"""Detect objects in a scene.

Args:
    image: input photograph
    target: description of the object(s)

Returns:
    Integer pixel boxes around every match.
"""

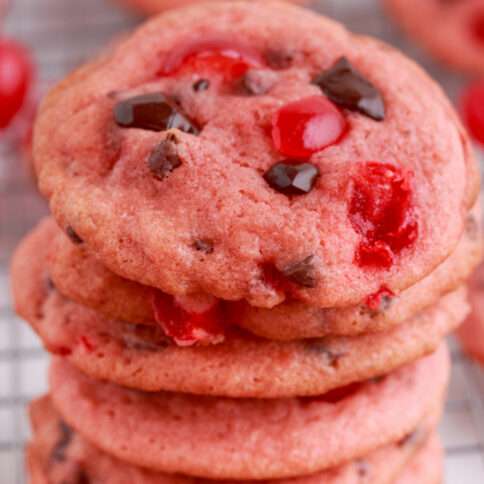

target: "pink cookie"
[48,347,447,480]
[34,1,478,309]
[12,225,464,397]
[39,204,481,341]
[458,260,484,364]
[394,434,443,484]
[385,0,484,76]
[27,396,436,484]
[117,0,308,16]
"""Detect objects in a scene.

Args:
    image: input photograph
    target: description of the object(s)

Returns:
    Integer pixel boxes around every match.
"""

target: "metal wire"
[1,0,484,483]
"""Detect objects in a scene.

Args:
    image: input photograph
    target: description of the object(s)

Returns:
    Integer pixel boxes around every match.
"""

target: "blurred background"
[1,0,484,483]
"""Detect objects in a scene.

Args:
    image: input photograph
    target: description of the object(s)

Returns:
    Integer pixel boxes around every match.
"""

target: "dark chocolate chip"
[265,49,294,69]
[148,137,182,181]
[69,468,90,484]
[65,226,83,245]
[44,274,55,292]
[305,342,346,368]
[465,215,479,240]
[313,57,385,121]
[114,93,199,134]
[398,427,423,448]
[370,375,386,384]
[193,79,210,92]
[356,460,370,478]
[50,421,73,463]
[193,239,214,254]
[122,323,170,352]
[281,255,317,288]
[379,294,393,311]
[264,162,320,196]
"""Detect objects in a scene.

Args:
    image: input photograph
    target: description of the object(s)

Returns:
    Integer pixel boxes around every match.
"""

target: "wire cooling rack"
[1,0,484,483]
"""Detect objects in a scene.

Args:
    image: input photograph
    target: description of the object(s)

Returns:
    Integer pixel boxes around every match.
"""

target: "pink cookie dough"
[48,347,448,480]
[27,395,436,484]
[11,224,465,397]
[33,1,478,309]
[34,204,481,340]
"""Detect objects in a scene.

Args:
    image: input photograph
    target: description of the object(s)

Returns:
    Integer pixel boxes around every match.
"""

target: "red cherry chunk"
[365,285,394,311]
[159,37,263,82]
[272,96,347,159]
[0,39,33,129]
[349,162,418,270]
[151,291,227,346]
[461,81,484,145]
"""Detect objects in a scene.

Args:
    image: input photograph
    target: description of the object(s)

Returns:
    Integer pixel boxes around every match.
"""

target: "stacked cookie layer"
[12,1,481,482]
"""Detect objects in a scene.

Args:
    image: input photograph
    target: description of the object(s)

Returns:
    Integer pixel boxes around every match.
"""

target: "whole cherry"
[0,37,33,129]
[461,81,484,146]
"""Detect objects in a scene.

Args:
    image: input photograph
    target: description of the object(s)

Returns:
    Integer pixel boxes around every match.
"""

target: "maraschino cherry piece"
[151,291,227,347]
[272,96,347,159]
[349,162,418,270]
[365,285,394,311]
[461,81,484,145]
[0,38,33,129]
[159,37,263,82]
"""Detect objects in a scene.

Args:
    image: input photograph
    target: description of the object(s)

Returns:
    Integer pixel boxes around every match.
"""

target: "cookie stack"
[11,2,481,483]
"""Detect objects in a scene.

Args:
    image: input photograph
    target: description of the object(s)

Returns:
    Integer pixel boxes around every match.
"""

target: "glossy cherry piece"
[461,81,484,145]
[272,96,347,159]
[159,37,263,82]
[151,291,226,347]
[349,162,418,270]
[0,38,32,129]
[365,285,394,311]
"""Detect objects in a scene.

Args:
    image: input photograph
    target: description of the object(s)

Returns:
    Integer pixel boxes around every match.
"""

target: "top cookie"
[385,0,484,76]
[34,1,478,308]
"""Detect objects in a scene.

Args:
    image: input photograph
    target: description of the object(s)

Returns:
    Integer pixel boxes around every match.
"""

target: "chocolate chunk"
[65,226,83,245]
[398,427,423,447]
[281,255,317,288]
[265,49,294,69]
[370,375,386,384]
[356,460,370,478]
[68,468,90,484]
[264,162,320,196]
[313,57,385,121]
[242,69,278,95]
[50,421,73,463]
[148,137,182,181]
[193,79,210,92]
[305,342,346,368]
[193,239,214,254]
[465,215,479,240]
[114,93,199,134]
[122,323,170,352]
[44,273,56,292]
